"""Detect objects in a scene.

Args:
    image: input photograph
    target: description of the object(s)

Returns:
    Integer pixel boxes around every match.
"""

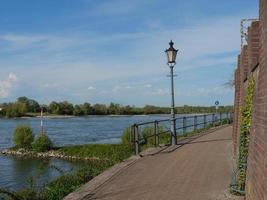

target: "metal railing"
[131,112,233,155]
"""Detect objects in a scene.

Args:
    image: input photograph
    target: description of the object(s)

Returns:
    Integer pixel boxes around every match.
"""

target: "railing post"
[154,121,159,147]
[220,112,222,125]
[194,115,197,131]
[204,114,207,128]
[134,124,139,155]
[183,117,187,134]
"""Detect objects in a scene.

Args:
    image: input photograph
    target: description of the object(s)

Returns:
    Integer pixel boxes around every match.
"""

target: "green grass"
[57,144,133,163]
[1,144,133,200]
[41,159,112,200]
[139,120,231,150]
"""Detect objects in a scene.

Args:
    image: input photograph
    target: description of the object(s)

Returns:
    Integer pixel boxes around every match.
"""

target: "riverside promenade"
[66,126,243,200]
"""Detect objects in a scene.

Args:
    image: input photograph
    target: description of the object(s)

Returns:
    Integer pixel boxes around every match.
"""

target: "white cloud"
[88,86,96,90]
[176,86,232,97]
[145,84,152,88]
[152,88,169,96]
[42,83,59,88]
[0,14,242,104]
[112,85,133,93]
[86,0,150,17]
[8,73,17,82]
[0,73,17,98]
[0,34,46,45]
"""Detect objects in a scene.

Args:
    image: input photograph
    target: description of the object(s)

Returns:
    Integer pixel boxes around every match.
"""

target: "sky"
[0,0,258,107]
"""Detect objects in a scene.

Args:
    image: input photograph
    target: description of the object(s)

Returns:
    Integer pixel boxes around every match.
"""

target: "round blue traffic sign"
[215,101,219,106]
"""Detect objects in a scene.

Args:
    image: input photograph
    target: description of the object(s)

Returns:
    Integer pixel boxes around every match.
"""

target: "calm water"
[0,114,224,191]
[0,115,171,191]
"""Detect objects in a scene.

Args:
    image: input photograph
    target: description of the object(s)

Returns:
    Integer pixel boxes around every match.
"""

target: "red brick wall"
[245,0,267,199]
[233,46,249,157]
[240,45,249,84]
[248,21,260,73]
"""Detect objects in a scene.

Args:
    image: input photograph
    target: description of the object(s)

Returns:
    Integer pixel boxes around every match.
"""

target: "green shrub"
[42,160,112,200]
[142,126,169,146]
[59,144,132,163]
[121,126,133,147]
[236,78,255,192]
[32,133,53,152]
[15,189,38,200]
[13,125,34,149]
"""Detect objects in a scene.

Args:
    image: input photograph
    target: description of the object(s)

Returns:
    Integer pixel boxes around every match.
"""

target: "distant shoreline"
[0,113,216,120]
[22,114,166,119]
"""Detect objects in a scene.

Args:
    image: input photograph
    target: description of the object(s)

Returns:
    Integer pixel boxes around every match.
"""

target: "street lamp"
[165,40,178,145]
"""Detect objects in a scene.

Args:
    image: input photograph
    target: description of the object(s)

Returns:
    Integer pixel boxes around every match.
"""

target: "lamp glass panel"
[167,50,173,63]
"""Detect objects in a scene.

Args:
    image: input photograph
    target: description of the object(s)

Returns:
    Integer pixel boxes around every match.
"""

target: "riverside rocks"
[0,148,106,161]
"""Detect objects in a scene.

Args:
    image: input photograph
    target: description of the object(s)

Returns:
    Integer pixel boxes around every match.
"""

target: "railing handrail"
[131,112,233,155]
[133,112,230,126]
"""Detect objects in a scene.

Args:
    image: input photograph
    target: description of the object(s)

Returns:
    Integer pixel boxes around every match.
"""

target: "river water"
[0,114,224,191]
[0,115,172,191]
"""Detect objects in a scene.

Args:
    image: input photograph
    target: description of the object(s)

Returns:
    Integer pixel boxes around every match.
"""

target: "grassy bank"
[57,144,133,163]
[0,143,133,200]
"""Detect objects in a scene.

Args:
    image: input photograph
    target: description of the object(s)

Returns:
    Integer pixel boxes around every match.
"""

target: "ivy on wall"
[237,77,255,192]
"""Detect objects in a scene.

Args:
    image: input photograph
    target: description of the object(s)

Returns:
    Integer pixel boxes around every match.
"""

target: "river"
[0,115,172,191]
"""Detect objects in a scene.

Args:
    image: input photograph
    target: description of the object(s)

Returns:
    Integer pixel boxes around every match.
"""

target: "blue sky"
[0,0,258,106]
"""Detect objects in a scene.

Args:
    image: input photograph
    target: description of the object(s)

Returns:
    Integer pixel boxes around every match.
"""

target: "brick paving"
[84,126,243,200]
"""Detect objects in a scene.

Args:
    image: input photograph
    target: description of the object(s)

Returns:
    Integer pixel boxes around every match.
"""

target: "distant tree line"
[0,96,233,118]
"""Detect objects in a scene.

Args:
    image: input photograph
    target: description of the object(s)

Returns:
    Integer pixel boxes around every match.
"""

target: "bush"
[121,126,133,146]
[32,133,53,152]
[15,189,38,200]
[236,78,255,192]
[59,144,132,163]
[42,160,112,200]
[13,125,34,149]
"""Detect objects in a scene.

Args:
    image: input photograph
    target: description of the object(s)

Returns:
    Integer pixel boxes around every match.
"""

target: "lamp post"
[165,40,178,145]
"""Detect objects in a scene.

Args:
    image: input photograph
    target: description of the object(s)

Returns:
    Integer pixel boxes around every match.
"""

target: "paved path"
[86,126,242,200]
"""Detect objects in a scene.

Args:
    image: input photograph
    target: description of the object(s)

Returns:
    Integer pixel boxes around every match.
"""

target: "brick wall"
[232,46,249,157]
[243,0,267,199]
[240,45,249,84]
[248,21,260,73]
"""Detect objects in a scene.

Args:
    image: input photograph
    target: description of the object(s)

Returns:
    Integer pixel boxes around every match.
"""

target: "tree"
[82,103,92,115]
[92,104,107,115]
[60,101,74,115]
[48,101,61,114]
[13,125,34,149]
[5,102,27,117]
[73,105,84,116]
[17,96,40,113]
[108,103,121,115]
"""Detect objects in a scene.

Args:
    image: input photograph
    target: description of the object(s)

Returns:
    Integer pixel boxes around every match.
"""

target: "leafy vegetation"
[234,78,255,194]
[41,160,112,200]
[121,126,133,147]
[0,96,233,118]
[57,144,132,164]
[142,126,170,146]
[32,133,54,152]
[13,125,34,149]
[0,160,113,200]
